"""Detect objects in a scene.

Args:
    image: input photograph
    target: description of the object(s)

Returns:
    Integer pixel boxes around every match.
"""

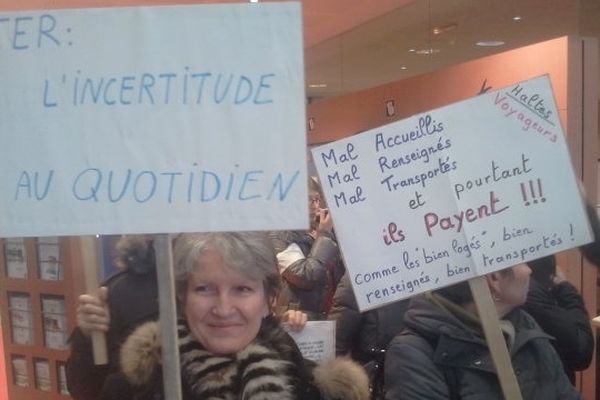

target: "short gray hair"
[172,232,280,306]
[435,266,515,305]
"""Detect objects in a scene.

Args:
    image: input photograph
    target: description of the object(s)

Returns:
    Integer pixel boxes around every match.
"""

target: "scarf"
[177,316,301,400]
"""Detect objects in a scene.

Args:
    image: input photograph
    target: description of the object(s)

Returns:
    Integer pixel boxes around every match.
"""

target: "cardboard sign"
[312,75,592,311]
[0,3,307,237]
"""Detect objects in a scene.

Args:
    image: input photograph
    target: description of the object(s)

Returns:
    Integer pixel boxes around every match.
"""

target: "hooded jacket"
[384,295,581,400]
[120,315,370,400]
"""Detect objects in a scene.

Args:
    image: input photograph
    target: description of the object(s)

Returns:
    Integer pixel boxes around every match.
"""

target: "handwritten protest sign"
[312,75,592,311]
[285,320,336,362]
[0,3,306,237]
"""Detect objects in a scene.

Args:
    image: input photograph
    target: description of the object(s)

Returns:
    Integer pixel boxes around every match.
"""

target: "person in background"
[119,232,370,400]
[328,271,409,399]
[578,194,600,400]
[66,235,159,400]
[523,255,594,384]
[270,177,344,319]
[582,201,600,400]
[579,198,600,267]
[384,264,581,400]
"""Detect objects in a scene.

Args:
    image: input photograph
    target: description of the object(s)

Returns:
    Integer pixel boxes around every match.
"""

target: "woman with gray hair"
[119,231,370,400]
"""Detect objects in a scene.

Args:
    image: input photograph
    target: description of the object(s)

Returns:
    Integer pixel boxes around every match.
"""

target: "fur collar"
[121,317,369,400]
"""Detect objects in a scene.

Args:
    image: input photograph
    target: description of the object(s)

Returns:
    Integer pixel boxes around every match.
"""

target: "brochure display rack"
[0,237,82,400]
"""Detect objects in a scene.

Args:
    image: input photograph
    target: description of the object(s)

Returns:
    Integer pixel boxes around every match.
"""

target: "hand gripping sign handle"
[469,276,523,400]
[80,235,108,365]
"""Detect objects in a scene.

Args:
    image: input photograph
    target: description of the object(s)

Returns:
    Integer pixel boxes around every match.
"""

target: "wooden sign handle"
[469,276,523,400]
[80,235,108,365]
[154,234,182,400]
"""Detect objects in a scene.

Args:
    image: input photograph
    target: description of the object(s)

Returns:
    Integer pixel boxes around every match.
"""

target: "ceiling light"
[408,48,416,53]
[476,40,505,47]
[400,66,407,70]
[512,15,522,21]
[249,0,259,3]
[308,83,327,88]
[415,48,440,55]
[432,23,458,35]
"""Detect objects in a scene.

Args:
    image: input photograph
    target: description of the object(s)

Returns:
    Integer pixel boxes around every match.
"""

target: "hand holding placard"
[79,236,107,365]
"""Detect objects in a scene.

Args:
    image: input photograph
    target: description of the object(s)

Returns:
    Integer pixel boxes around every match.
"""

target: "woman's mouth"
[208,322,241,328]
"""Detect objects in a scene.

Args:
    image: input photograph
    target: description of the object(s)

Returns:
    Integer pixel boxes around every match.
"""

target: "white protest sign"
[312,75,592,311]
[0,3,307,237]
[285,320,336,362]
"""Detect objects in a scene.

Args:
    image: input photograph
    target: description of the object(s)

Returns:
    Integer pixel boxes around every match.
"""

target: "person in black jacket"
[384,264,581,400]
[580,201,600,266]
[328,271,409,399]
[66,235,160,400]
[523,255,594,384]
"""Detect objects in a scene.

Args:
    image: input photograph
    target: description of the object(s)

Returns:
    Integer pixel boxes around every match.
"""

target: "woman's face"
[496,263,531,309]
[308,189,322,218]
[183,249,270,355]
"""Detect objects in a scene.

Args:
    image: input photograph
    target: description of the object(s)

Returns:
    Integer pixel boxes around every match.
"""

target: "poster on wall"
[312,75,592,311]
[0,3,307,237]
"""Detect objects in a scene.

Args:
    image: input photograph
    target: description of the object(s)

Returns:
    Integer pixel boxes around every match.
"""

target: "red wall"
[307,36,570,144]
[0,328,8,400]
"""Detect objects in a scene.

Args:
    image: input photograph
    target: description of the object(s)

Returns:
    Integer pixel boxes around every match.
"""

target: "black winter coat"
[384,295,581,400]
[523,279,593,383]
[580,202,600,267]
[328,271,408,362]
[66,254,159,400]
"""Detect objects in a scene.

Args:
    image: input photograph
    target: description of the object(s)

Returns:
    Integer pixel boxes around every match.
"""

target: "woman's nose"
[212,293,235,316]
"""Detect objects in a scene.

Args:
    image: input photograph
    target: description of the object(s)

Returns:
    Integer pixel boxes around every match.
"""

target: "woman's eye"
[236,286,254,293]
[194,285,211,293]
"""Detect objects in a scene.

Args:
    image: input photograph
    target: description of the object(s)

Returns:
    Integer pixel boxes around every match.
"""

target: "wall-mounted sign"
[385,99,396,117]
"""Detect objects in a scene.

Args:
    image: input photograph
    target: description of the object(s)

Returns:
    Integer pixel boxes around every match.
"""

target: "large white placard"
[312,75,592,311]
[0,3,307,237]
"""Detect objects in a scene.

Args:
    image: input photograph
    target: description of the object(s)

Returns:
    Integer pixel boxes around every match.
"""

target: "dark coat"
[328,272,408,400]
[328,271,408,362]
[66,238,159,400]
[523,279,593,383]
[384,295,581,400]
[270,230,344,319]
[580,202,600,267]
[120,316,371,400]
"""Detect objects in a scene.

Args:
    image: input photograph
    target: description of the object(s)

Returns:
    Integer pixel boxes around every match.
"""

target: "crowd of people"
[66,178,598,400]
